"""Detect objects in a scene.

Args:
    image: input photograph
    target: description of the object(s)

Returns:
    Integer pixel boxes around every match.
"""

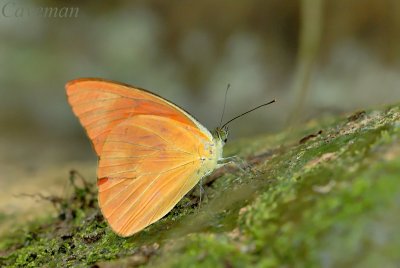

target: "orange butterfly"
[66,78,228,237]
[66,78,274,237]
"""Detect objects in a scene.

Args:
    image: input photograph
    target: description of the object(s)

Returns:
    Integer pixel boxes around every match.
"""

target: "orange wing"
[66,78,205,156]
[66,78,217,236]
[97,115,212,236]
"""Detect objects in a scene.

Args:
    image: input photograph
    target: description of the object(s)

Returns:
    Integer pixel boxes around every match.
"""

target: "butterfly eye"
[224,138,228,143]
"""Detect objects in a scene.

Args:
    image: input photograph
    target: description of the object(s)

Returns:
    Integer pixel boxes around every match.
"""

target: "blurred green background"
[1,0,400,224]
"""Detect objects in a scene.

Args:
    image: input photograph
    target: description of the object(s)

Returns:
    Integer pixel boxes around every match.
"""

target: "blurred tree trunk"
[287,0,324,126]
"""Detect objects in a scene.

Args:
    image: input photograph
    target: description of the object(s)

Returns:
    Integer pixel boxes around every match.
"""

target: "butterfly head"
[213,126,229,144]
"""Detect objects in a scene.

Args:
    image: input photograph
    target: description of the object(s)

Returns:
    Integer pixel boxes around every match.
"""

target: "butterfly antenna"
[219,84,230,128]
[221,99,276,129]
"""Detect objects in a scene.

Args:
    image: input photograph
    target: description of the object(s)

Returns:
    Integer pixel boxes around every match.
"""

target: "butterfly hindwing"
[98,115,209,236]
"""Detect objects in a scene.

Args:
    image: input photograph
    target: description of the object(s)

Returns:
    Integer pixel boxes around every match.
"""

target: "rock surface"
[1,104,399,267]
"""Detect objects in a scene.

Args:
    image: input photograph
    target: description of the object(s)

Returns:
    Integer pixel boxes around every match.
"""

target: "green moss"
[1,104,399,267]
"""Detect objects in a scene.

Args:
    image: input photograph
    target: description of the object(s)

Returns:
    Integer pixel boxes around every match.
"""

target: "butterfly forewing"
[66,79,204,156]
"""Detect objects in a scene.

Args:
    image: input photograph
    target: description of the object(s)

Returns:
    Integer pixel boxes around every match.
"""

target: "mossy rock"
[1,104,400,267]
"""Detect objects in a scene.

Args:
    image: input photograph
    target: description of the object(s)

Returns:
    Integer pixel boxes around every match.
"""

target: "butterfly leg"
[217,156,248,171]
[218,156,261,176]
[198,177,211,209]
[198,178,204,209]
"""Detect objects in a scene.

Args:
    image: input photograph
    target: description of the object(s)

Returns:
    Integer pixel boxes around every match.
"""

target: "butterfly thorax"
[189,128,223,181]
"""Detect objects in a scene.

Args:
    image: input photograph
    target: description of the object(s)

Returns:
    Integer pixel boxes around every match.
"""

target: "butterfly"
[66,78,229,237]
[66,78,275,237]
